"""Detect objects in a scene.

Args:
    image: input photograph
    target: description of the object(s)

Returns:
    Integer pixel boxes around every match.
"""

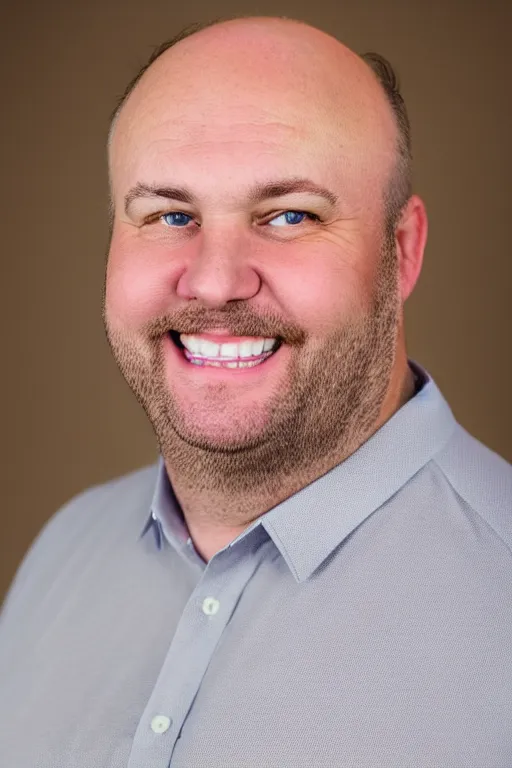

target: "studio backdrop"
[1,0,510,599]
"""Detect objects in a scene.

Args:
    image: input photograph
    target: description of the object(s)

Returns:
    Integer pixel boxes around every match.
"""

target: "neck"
[163,356,417,563]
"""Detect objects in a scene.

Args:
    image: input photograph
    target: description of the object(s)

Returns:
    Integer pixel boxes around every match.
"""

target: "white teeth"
[180,336,202,356]
[251,340,264,356]
[238,340,254,358]
[219,342,238,358]
[189,356,270,369]
[180,334,277,359]
[201,340,220,357]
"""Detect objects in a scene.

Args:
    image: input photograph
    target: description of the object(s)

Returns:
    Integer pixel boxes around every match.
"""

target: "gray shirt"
[1,360,511,768]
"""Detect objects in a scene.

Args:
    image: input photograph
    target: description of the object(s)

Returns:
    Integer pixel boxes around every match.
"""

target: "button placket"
[150,715,172,734]
[202,597,220,616]
[127,528,271,768]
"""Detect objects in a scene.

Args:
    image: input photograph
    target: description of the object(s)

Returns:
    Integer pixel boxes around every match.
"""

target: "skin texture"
[104,17,427,561]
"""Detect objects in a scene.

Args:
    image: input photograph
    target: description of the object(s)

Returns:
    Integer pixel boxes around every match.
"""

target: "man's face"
[104,23,401,479]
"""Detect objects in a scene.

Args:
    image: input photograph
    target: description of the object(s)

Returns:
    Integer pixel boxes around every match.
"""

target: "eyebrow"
[248,179,338,207]
[124,177,338,214]
[124,183,195,213]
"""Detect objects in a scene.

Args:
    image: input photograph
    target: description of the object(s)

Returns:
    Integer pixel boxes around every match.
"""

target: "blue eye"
[269,211,309,227]
[161,212,192,227]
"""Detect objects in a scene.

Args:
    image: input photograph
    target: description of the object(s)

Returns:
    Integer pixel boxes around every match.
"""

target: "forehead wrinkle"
[115,104,349,184]
[149,118,305,146]
[113,91,393,194]
[121,96,313,148]
[120,131,306,180]
[113,118,314,187]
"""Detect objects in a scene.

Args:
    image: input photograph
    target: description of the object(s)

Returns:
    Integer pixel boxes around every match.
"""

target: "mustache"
[142,306,306,345]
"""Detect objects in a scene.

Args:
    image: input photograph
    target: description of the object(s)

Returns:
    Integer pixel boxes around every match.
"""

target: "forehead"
[110,27,396,200]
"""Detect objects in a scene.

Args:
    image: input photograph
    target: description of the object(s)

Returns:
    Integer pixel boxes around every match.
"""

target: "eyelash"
[143,210,322,227]
[262,211,322,226]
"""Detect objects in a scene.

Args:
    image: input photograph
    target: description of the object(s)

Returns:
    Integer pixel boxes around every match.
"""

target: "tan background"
[1,0,511,599]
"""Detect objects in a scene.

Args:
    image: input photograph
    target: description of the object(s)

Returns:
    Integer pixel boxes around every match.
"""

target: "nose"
[175,225,261,308]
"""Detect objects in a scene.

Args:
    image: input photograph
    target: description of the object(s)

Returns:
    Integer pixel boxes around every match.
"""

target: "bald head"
[108,16,412,228]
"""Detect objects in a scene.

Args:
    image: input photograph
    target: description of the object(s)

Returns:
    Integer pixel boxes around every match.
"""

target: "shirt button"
[202,597,220,615]
[150,715,172,734]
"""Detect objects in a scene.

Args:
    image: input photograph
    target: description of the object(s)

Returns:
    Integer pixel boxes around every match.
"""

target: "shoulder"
[1,462,159,615]
[433,424,512,552]
[50,462,159,536]
[34,461,158,547]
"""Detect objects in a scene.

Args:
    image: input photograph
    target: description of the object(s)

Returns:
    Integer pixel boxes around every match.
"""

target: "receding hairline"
[107,15,413,228]
[109,16,389,143]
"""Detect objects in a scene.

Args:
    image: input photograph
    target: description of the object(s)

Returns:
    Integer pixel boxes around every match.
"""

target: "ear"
[394,194,428,302]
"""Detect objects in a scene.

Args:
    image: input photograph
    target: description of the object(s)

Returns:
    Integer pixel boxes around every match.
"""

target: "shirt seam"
[262,521,301,582]
[431,455,512,560]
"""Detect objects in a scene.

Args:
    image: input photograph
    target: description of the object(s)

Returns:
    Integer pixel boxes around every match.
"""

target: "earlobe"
[395,194,428,302]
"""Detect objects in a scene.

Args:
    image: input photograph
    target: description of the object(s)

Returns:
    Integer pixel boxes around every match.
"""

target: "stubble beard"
[104,233,401,498]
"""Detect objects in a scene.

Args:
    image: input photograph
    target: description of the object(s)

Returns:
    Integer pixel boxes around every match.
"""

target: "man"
[1,15,511,768]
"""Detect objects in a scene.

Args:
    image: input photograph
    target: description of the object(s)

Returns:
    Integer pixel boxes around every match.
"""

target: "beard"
[103,230,401,498]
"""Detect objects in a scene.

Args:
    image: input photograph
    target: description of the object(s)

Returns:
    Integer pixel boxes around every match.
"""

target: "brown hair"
[359,51,412,228]
[109,18,413,229]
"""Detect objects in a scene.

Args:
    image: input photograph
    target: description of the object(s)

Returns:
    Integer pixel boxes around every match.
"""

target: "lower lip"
[164,334,285,379]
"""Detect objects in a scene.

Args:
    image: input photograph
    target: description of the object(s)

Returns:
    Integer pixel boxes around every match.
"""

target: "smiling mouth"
[169,330,283,369]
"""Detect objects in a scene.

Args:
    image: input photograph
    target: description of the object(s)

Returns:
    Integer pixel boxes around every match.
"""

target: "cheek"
[270,248,371,334]
[105,232,176,330]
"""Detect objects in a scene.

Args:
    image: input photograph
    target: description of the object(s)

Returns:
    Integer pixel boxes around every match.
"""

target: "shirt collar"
[142,360,457,582]
[141,456,192,555]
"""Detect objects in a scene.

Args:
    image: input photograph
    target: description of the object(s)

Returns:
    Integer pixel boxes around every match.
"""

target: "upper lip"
[186,328,241,336]
[174,329,280,340]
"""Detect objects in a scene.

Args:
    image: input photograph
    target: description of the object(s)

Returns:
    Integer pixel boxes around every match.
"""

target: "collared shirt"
[145,364,426,567]
[1,360,511,767]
